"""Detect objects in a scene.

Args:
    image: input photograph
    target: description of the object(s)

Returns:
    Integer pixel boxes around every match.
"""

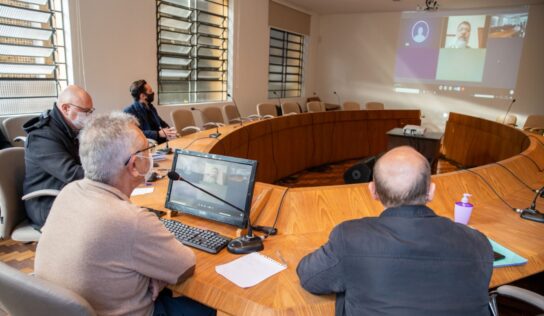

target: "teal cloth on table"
[489,238,528,268]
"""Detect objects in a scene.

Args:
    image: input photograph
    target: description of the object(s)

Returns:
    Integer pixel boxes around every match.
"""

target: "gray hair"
[79,112,140,184]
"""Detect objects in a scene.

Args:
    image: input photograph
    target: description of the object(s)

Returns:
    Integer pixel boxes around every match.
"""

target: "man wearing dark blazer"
[123,79,177,144]
[297,146,493,316]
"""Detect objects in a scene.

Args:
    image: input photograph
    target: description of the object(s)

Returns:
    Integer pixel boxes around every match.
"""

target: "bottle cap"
[461,193,471,203]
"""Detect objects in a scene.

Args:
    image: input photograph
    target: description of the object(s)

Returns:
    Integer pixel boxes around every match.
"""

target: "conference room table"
[131,110,544,316]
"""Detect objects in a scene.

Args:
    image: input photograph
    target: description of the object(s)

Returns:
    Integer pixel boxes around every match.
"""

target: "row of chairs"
[256,101,385,117]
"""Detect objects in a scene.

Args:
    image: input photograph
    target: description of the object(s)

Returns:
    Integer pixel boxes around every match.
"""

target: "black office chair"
[489,285,544,316]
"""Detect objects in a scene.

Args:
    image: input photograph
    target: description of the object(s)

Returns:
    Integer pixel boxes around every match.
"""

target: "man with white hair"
[34,113,215,316]
[297,146,493,316]
[23,85,94,228]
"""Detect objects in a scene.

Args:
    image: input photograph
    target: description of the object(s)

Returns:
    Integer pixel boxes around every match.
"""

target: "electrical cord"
[494,162,538,192]
[182,136,213,150]
[254,187,290,239]
[463,168,517,211]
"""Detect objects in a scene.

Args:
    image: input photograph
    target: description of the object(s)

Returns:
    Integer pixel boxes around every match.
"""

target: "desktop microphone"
[191,107,221,138]
[151,109,172,154]
[273,91,282,113]
[502,98,516,125]
[227,93,243,127]
[516,185,544,223]
[167,171,265,253]
[333,91,341,106]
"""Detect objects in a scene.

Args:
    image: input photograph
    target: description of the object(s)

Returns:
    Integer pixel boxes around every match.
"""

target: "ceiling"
[281,0,544,14]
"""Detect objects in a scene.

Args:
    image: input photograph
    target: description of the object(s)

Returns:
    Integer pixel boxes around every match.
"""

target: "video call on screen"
[168,154,254,226]
[394,7,529,95]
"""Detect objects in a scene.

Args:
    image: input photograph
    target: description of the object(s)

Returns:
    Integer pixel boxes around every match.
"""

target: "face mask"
[136,155,154,181]
[72,112,92,130]
[145,92,155,104]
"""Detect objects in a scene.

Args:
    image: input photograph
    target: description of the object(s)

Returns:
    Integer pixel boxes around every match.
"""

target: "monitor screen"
[165,149,258,228]
[393,6,529,100]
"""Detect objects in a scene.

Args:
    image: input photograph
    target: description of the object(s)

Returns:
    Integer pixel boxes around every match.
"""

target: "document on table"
[488,238,528,268]
[131,187,154,196]
[215,252,287,288]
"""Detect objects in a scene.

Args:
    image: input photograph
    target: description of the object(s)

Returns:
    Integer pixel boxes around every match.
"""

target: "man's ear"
[126,156,140,178]
[368,181,379,200]
[59,103,70,115]
[427,182,436,202]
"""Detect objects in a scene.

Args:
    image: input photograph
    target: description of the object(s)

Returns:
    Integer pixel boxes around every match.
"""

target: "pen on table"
[276,250,288,266]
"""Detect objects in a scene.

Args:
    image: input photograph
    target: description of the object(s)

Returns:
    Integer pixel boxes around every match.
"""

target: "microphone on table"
[273,91,282,115]
[227,93,243,127]
[333,91,341,107]
[191,107,221,139]
[502,98,516,125]
[167,171,266,253]
[151,108,173,154]
[515,185,544,223]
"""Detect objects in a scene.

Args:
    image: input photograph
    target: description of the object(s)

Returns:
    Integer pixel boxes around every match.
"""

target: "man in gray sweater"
[35,113,214,316]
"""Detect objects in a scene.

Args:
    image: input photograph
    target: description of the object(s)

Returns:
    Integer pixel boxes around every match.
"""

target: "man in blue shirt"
[297,146,493,316]
[124,80,177,144]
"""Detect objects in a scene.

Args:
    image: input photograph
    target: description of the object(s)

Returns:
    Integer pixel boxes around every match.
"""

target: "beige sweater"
[35,179,195,316]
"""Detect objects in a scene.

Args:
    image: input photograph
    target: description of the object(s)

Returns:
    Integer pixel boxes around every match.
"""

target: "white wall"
[314,5,544,131]
[67,0,318,126]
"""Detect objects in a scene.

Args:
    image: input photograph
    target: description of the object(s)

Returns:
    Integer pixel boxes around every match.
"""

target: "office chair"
[307,101,325,113]
[257,103,278,118]
[496,114,518,127]
[0,262,96,316]
[170,109,200,136]
[0,147,59,242]
[224,104,252,124]
[523,115,544,135]
[200,107,225,130]
[489,285,544,316]
[343,101,361,111]
[1,114,38,147]
[281,102,301,115]
[365,102,384,110]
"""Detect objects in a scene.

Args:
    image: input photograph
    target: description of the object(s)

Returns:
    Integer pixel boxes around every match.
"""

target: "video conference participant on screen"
[297,146,493,316]
[448,21,472,48]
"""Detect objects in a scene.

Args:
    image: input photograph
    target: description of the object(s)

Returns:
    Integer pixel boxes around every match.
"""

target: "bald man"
[297,147,493,316]
[23,85,95,228]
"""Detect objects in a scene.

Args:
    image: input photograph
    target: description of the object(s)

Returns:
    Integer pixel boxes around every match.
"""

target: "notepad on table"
[215,252,287,288]
[488,238,528,268]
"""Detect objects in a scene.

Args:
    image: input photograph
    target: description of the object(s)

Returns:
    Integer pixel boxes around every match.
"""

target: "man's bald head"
[370,146,434,208]
[57,85,92,110]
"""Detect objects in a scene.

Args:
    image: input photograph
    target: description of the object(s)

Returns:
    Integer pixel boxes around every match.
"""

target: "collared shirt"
[297,205,493,316]
[35,179,195,316]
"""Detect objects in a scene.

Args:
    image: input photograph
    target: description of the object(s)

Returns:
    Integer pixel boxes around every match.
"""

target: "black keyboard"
[161,219,231,254]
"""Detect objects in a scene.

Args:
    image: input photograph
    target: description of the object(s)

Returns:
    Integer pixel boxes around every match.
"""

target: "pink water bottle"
[454,193,473,225]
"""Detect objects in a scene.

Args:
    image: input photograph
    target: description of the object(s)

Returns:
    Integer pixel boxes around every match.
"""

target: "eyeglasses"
[124,143,156,165]
[68,103,95,114]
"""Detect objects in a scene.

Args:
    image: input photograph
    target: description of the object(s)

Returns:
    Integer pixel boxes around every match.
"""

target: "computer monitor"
[165,149,258,228]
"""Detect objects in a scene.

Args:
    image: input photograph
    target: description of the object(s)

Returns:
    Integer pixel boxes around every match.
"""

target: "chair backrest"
[523,115,544,129]
[365,102,384,110]
[223,104,240,124]
[307,101,325,113]
[307,96,321,103]
[0,262,96,316]
[281,102,301,115]
[170,109,198,136]
[257,103,277,117]
[343,101,360,111]
[496,114,517,126]
[0,147,26,240]
[1,114,38,147]
[201,107,225,125]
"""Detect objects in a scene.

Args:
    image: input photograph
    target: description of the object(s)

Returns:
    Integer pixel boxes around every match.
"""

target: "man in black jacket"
[297,146,493,316]
[123,80,177,144]
[23,85,94,228]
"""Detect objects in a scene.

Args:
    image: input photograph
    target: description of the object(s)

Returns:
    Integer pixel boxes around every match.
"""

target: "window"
[0,0,69,115]
[268,28,304,99]
[156,0,228,105]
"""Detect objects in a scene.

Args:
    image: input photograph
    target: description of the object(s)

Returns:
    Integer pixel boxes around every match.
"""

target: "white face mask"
[72,112,92,130]
[136,155,154,181]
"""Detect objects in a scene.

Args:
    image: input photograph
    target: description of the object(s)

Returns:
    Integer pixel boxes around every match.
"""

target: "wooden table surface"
[131,111,544,316]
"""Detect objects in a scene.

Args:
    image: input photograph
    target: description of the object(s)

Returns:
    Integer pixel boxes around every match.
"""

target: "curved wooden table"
[132,111,544,316]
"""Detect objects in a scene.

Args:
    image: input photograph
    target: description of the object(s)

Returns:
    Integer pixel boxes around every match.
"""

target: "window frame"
[267,27,304,99]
